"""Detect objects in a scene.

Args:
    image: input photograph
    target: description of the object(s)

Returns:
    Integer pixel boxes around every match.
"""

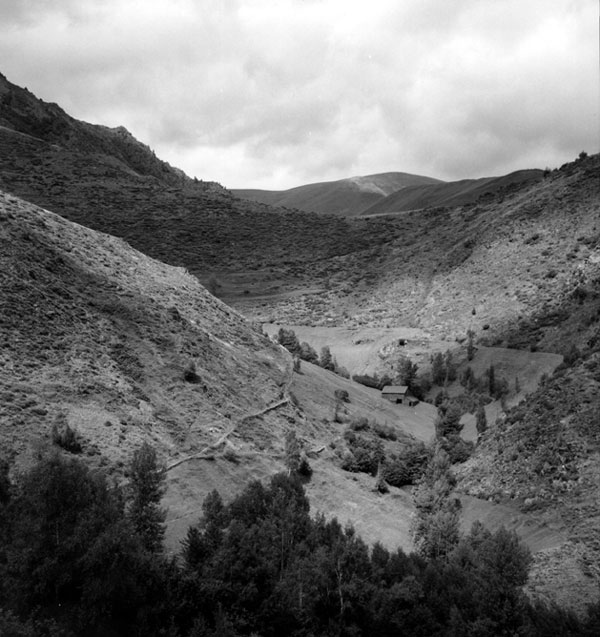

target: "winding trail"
[164,397,290,472]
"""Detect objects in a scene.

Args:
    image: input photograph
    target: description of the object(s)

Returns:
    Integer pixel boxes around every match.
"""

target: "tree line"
[0,446,598,636]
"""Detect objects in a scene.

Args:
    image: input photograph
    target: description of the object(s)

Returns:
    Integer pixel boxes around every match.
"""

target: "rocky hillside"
[233,171,441,216]
[238,154,600,345]
[0,71,194,187]
[457,335,600,612]
[0,187,295,504]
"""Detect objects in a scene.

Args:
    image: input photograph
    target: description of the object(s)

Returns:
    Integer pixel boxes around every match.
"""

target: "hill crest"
[233,171,442,216]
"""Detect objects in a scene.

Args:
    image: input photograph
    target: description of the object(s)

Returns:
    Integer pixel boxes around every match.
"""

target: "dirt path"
[164,397,290,472]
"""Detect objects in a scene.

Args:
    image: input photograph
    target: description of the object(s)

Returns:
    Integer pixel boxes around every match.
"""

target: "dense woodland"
[0,446,598,637]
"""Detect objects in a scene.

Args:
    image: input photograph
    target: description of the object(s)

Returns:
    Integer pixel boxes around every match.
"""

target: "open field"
[263,323,451,375]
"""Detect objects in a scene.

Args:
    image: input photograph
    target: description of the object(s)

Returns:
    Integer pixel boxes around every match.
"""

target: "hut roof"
[381,385,409,394]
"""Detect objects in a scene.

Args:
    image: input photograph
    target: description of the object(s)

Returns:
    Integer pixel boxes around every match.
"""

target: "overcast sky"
[0,0,597,189]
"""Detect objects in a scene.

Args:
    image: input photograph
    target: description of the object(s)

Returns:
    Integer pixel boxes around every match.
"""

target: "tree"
[466,329,475,361]
[284,430,301,476]
[128,442,166,553]
[374,463,388,494]
[299,341,318,364]
[443,350,457,382]
[277,328,301,355]
[0,452,163,635]
[412,444,460,561]
[320,346,335,371]
[476,404,487,437]
[435,402,463,439]
[431,352,445,386]
[396,356,418,390]
[460,366,476,391]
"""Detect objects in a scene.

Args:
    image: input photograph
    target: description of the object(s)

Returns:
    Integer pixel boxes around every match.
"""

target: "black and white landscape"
[0,2,599,635]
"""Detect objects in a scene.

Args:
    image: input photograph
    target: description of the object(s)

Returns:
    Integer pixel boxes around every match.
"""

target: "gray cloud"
[0,0,596,188]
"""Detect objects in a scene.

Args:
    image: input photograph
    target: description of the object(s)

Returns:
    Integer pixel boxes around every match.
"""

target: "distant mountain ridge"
[233,171,442,216]
[361,169,545,215]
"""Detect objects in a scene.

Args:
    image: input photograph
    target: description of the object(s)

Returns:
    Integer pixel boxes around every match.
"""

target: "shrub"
[223,448,239,463]
[383,443,430,487]
[298,455,312,478]
[51,422,82,453]
[372,421,397,441]
[183,361,200,383]
[374,464,389,494]
[341,435,384,475]
[334,389,350,403]
[352,374,381,389]
[347,416,369,431]
[443,437,475,464]
[299,341,318,363]
[277,328,301,355]
[334,364,350,379]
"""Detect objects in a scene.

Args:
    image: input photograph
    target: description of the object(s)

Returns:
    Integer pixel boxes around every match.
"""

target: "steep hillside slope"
[456,339,600,612]
[0,72,194,187]
[0,188,299,518]
[234,171,442,216]
[362,169,544,215]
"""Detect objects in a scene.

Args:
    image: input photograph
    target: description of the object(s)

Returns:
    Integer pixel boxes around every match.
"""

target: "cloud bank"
[0,0,596,188]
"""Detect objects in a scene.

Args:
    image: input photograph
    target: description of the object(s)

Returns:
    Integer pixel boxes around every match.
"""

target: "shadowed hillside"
[234,171,442,216]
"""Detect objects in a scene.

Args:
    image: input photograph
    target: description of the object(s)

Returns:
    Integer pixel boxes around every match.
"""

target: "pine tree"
[443,350,457,382]
[431,352,445,385]
[320,345,335,371]
[397,356,418,390]
[128,442,166,553]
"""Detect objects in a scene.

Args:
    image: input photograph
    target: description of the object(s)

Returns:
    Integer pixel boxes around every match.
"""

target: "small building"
[381,385,419,407]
